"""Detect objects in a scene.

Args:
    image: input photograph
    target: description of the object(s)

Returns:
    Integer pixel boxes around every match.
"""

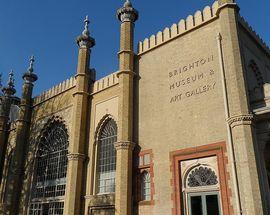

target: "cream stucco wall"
[136,19,228,214]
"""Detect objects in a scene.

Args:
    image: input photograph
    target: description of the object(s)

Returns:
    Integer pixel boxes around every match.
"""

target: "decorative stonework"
[76,16,95,49]
[114,141,136,150]
[227,114,254,128]
[67,153,86,161]
[117,0,138,23]
[187,166,218,187]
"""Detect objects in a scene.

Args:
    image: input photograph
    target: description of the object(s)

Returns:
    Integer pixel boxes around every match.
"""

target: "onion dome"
[117,0,139,23]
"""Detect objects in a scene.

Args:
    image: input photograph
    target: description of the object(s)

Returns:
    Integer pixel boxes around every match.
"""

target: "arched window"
[184,164,221,215]
[97,118,117,194]
[141,171,151,201]
[29,121,69,215]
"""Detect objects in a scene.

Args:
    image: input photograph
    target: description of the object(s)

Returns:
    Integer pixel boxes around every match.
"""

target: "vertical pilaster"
[115,1,138,214]
[0,71,16,186]
[63,16,95,215]
[8,57,37,214]
[217,1,263,214]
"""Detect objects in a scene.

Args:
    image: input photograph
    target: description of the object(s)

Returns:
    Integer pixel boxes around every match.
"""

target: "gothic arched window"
[183,162,221,215]
[29,121,69,215]
[141,171,151,201]
[97,118,117,194]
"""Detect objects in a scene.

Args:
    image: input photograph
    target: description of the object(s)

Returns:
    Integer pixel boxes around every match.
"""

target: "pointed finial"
[23,55,38,83]
[2,70,16,96]
[124,0,132,7]
[8,70,15,88]
[28,55,35,73]
[82,15,90,36]
[76,15,95,48]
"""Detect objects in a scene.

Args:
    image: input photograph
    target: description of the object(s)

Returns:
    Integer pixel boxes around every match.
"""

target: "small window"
[141,171,151,201]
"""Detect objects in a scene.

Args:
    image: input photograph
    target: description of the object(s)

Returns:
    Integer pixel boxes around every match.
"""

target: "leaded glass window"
[187,166,218,187]
[29,122,68,215]
[141,171,151,201]
[97,119,117,194]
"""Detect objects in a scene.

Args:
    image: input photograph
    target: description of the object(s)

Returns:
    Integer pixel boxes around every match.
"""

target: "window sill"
[138,200,155,206]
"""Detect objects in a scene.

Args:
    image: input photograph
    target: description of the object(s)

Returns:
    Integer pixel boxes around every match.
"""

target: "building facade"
[0,0,270,214]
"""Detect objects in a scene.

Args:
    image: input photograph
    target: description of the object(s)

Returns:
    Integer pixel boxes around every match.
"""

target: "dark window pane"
[206,195,220,215]
[191,196,203,215]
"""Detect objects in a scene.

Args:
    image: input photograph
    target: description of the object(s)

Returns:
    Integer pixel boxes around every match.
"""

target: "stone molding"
[114,141,136,151]
[116,70,136,77]
[67,153,86,161]
[227,114,254,128]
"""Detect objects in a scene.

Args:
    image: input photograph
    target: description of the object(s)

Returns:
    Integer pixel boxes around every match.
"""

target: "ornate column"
[217,0,263,214]
[64,16,95,215]
[115,1,138,214]
[8,56,38,214]
[0,71,16,185]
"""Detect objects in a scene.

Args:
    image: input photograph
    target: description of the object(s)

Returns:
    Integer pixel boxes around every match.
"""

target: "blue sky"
[0,0,269,97]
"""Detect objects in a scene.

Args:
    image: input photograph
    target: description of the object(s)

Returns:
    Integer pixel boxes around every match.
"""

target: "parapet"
[33,71,119,105]
[33,76,76,105]
[91,71,119,94]
[137,1,219,54]
[238,16,270,55]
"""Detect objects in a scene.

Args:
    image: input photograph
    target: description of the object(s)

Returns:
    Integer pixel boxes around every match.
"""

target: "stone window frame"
[170,142,232,215]
[93,116,117,195]
[136,149,155,205]
[182,160,221,215]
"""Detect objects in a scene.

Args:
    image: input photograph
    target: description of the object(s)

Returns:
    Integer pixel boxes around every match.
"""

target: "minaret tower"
[217,0,263,214]
[115,1,138,214]
[8,56,38,214]
[0,71,16,185]
[64,16,95,215]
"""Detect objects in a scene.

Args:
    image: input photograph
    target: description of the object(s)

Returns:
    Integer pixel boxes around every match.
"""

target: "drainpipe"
[217,33,242,215]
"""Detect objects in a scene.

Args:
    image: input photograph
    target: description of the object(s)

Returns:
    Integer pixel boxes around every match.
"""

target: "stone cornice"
[67,153,86,161]
[114,141,136,151]
[227,114,254,128]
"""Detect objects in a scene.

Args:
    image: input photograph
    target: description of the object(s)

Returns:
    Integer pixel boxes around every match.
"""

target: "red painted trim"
[136,149,155,206]
[170,142,232,215]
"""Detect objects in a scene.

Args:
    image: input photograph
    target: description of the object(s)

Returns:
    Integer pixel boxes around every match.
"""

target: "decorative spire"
[23,55,38,84]
[117,0,138,23]
[28,55,35,73]
[76,15,95,48]
[2,70,16,96]
[124,0,132,7]
[82,15,90,36]
[7,70,15,88]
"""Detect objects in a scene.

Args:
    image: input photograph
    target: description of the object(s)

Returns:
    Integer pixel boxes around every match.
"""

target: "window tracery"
[97,118,117,194]
[29,121,68,215]
[187,166,218,187]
